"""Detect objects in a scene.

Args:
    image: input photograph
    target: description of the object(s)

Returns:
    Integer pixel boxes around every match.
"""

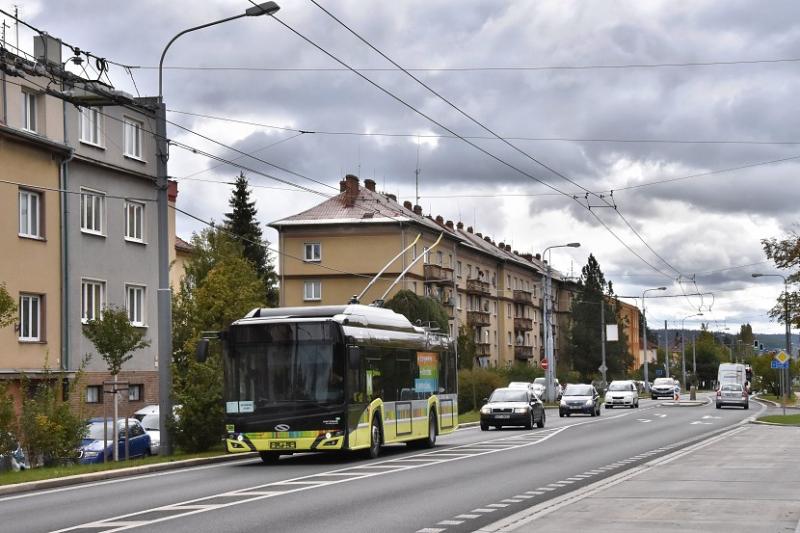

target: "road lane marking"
[438,520,464,525]
[456,514,481,519]
[473,508,497,513]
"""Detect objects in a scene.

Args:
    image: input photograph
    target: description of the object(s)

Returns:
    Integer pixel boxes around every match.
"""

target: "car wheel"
[651,395,657,400]
[365,416,382,459]
[744,402,749,410]
[559,412,564,418]
[480,423,489,431]
[259,451,281,464]
[597,405,601,416]
[635,400,639,408]
[590,407,596,417]
[536,410,545,428]
[715,403,721,409]
[525,412,534,430]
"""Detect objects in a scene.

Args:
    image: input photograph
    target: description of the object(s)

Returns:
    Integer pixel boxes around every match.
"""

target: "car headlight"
[83,451,100,458]
[560,399,567,406]
[605,395,611,402]
[513,407,528,414]
[585,400,594,406]
[151,438,160,447]
[480,406,491,414]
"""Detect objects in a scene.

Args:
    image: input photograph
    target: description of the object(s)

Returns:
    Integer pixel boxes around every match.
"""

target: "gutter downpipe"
[60,101,74,373]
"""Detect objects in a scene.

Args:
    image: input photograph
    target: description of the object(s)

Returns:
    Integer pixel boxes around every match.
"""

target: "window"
[19,189,41,238]
[304,242,321,262]
[507,331,513,346]
[507,274,511,288]
[80,107,103,146]
[128,384,143,402]
[436,251,443,266]
[303,280,321,301]
[423,247,430,264]
[80,189,105,235]
[457,294,463,309]
[126,285,145,326]
[412,281,418,294]
[22,91,37,132]
[123,117,143,159]
[493,301,497,315]
[81,279,105,323]
[507,303,511,315]
[125,201,144,242]
[457,261,462,277]
[19,294,41,341]
[86,386,101,404]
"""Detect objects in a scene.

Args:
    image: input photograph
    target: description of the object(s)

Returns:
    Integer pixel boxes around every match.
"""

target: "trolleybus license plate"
[270,441,296,450]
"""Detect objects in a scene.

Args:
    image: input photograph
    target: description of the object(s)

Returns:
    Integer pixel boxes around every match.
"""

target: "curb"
[0,452,257,497]
[752,396,799,409]
[750,420,800,427]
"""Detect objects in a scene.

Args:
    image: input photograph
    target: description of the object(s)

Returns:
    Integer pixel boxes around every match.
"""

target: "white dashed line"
[455,514,481,519]
[472,508,497,513]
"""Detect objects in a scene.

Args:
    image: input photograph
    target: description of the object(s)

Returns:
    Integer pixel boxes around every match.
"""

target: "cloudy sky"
[5,0,799,337]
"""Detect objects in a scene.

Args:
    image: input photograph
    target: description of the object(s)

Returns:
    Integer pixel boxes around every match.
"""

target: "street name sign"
[771,360,789,369]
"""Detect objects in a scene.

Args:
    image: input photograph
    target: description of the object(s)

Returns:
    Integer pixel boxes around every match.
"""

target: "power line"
[168,109,800,146]
[123,56,800,72]
[0,177,156,202]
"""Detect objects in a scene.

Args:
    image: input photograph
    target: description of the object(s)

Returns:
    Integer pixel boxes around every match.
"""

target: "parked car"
[531,377,546,399]
[559,384,601,417]
[133,404,181,455]
[0,434,29,472]
[480,387,546,430]
[651,378,678,399]
[507,381,533,392]
[78,418,152,464]
[604,380,639,409]
[716,383,749,409]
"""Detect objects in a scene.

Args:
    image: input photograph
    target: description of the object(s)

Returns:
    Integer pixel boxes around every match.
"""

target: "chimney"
[467,226,473,233]
[476,232,483,238]
[403,200,413,210]
[413,205,423,216]
[435,215,444,224]
[505,245,512,252]
[484,236,491,242]
[445,220,454,229]
[364,178,376,192]
[457,221,464,230]
[343,174,359,206]
[522,253,533,261]
[385,193,397,202]
[499,242,505,249]
[339,180,347,192]
[535,253,541,260]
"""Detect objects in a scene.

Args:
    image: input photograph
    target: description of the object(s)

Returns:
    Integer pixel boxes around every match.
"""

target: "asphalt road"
[0,395,761,533]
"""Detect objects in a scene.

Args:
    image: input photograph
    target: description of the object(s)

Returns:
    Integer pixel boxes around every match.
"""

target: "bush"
[170,357,224,453]
[0,383,17,457]
[458,368,504,413]
[495,363,544,384]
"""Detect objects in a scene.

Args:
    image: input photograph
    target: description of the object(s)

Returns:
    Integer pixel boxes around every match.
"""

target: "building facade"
[271,175,577,369]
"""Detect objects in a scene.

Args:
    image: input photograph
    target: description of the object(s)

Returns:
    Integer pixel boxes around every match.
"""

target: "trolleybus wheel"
[366,417,382,459]
[422,412,437,448]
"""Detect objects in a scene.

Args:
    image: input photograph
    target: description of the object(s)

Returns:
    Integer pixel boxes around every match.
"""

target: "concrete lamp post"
[542,242,580,402]
[154,1,280,456]
[641,287,667,392]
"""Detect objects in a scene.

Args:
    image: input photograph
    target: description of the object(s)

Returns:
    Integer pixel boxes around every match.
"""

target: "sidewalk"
[482,423,800,532]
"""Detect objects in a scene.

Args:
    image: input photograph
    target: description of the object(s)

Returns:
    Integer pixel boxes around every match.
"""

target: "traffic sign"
[598,363,608,373]
[771,360,789,369]
[775,351,790,364]
[540,359,548,370]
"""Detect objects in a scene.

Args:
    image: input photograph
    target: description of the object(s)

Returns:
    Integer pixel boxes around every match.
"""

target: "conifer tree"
[223,173,278,306]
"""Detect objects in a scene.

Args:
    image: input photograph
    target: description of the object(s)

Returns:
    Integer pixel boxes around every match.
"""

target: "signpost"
[773,351,789,416]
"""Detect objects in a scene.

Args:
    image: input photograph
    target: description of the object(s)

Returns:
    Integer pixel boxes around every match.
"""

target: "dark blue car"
[79,418,152,464]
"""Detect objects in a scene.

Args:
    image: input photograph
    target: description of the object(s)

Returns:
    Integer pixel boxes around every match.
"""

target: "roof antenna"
[415,136,421,206]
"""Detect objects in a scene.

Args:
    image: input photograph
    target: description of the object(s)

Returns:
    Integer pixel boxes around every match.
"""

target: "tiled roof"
[175,236,193,253]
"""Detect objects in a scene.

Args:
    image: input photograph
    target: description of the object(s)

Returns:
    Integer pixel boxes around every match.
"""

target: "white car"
[604,380,639,409]
[133,404,181,455]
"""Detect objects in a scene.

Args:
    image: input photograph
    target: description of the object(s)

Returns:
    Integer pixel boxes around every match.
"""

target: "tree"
[567,254,631,381]
[0,282,16,329]
[761,231,800,329]
[457,325,476,370]
[384,289,449,332]
[691,327,724,387]
[224,173,279,307]
[0,384,17,463]
[83,306,150,461]
[170,356,224,453]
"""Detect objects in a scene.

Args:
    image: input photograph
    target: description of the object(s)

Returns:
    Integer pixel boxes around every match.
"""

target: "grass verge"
[0,446,228,487]
[758,414,800,426]
[458,410,480,424]
[757,394,797,405]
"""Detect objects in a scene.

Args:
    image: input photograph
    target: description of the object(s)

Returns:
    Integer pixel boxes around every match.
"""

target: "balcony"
[512,289,533,305]
[424,264,454,284]
[514,345,533,360]
[514,317,533,331]
[466,278,491,296]
[476,343,491,357]
[467,310,491,327]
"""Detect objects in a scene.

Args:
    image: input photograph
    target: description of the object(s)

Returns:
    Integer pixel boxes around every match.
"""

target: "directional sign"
[775,351,790,364]
[771,360,789,369]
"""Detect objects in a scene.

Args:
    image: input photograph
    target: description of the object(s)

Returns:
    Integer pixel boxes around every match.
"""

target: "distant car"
[651,378,678,399]
[531,377,546,399]
[480,387,546,430]
[604,380,639,409]
[0,434,29,472]
[78,418,152,464]
[559,384,601,417]
[507,381,533,392]
[133,404,181,455]
[716,383,749,409]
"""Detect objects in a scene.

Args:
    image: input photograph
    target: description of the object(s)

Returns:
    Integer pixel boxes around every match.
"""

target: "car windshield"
[533,378,546,385]
[721,384,742,391]
[608,382,632,391]
[564,385,593,396]
[85,422,118,440]
[507,382,530,389]
[139,414,160,431]
[490,389,528,403]
[654,378,673,386]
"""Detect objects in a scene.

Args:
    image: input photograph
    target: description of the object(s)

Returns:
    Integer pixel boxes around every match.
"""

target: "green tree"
[761,231,800,330]
[384,289,449,332]
[224,173,279,307]
[170,227,265,452]
[750,353,799,396]
[457,325,476,370]
[0,383,17,460]
[691,327,724,387]
[457,368,504,413]
[83,306,150,376]
[0,282,16,328]
[567,254,631,381]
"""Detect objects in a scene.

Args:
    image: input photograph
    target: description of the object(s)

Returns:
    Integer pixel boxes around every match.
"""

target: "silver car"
[716,383,749,409]
[604,380,639,409]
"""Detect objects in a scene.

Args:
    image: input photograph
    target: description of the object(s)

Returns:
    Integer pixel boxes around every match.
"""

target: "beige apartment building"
[271,175,577,369]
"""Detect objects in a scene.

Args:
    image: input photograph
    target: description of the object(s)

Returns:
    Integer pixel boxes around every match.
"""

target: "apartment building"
[271,175,577,369]
[1,37,166,416]
[616,299,642,369]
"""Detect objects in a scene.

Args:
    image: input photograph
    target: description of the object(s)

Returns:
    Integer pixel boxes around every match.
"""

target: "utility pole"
[600,300,607,385]
[664,320,669,378]
[692,333,697,377]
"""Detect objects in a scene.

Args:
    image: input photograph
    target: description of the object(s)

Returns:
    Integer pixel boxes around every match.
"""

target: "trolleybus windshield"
[224,322,345,411]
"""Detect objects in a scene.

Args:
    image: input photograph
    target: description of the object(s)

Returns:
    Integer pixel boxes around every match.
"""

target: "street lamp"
[154,1,280,456]
[542,242,580,402]
[641,287,667,392]
[680,313,703,389]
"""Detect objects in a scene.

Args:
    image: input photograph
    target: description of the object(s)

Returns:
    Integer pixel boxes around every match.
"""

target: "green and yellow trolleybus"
[221,304,458,462]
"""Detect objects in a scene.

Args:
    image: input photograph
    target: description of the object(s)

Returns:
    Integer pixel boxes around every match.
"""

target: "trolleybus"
[219,304,458,463]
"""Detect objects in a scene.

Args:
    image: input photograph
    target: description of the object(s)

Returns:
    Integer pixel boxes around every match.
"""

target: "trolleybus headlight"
[325,432,332,439]
[237,434,244,442]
